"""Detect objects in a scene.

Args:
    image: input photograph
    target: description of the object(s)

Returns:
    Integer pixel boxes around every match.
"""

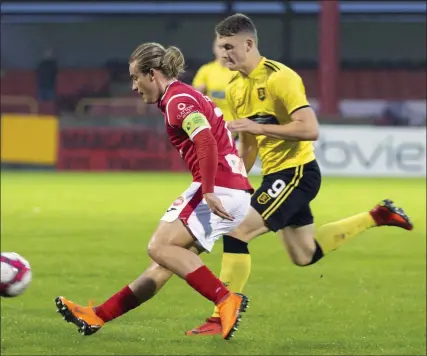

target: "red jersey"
[158,81,252,192]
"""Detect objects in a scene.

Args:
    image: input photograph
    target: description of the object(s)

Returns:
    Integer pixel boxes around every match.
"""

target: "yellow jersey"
[226,57,315,175]
[192,60,234,122]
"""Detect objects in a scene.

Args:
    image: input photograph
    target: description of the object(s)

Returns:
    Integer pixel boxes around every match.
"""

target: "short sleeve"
[165,95,201,127]
[166,95,211,140]
[182,112,211,140]
[269,70,309,115]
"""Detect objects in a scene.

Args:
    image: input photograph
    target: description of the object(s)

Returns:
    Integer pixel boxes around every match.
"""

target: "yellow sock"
[212,237,251,318]
[315,212,376,255]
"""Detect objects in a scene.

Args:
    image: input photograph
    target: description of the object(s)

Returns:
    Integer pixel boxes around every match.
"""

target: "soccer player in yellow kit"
[193,38,235,123]
[186,13,413,336]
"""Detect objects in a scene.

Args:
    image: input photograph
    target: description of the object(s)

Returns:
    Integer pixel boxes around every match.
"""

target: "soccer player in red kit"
[54,42,252,340]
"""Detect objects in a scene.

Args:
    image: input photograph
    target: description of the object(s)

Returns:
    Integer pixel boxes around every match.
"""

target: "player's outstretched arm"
[238,132,258,173]
[257,106,319,141]
[229,108,318,141]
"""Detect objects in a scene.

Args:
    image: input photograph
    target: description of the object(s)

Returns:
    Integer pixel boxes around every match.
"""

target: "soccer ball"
[0,252,32,297]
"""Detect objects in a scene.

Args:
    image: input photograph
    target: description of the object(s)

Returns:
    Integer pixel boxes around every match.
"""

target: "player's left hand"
[228,119,264,135]
[204,193,234,221]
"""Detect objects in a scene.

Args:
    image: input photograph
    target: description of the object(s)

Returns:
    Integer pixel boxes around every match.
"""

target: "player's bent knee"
[285,246,314,266]
[278,225,317,267]
[291,256,312,267]
[147,221,184,261]
[147,236,163,261]
[147,245,157,261]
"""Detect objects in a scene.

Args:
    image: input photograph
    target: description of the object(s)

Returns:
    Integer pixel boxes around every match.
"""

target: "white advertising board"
[249,125,426,178]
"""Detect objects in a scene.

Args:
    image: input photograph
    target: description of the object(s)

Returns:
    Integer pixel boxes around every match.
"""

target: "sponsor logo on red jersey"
[173,196,184,206]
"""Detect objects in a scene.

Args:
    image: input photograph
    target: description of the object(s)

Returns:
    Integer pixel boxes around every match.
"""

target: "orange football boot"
[370,199,413,230]
[216,292,249,340]
[185,317,222,336]
[55,296,104,335]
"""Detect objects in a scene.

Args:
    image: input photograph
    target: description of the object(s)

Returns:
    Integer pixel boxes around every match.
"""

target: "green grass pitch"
[1,172,425,355]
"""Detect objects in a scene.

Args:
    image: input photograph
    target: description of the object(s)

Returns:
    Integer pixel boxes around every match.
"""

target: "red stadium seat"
[289,68,425,100]
[0,103,34,114]
[88,105,111,116]
[403,70,427,99]
[0,95,38,114]
[38,101,56,115]
[339,70,357,99]
[56,69,110,97]
[0,70,37,98]
[298,69,318,98]
[86,98,149,117]
[338,69,426,99]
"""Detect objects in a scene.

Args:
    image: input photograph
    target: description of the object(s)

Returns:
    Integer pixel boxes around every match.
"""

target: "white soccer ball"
[1,252,32,297]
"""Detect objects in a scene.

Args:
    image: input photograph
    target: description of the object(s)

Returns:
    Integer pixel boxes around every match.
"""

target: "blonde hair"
[129,42,185,78]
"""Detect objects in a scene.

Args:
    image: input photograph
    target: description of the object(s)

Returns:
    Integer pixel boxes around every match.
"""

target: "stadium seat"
[0,70,37,98]
[56,69,110,97]
[38,101,57,115]
[339,69,426,99]
[298,69,318,98]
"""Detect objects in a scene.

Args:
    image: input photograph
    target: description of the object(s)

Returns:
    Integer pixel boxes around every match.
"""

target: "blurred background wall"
[1,1,426,177]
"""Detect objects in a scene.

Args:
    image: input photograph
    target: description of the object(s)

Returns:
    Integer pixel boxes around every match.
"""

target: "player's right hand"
[204,193,234,221]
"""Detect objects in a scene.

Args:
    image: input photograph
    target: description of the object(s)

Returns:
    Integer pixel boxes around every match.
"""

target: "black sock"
[308,240,324,265]
[223,235,249,254]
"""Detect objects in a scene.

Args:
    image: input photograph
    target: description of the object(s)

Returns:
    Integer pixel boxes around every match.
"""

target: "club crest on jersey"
[257,88,266,101]
[257,192,271,205]
[173,196,184,206]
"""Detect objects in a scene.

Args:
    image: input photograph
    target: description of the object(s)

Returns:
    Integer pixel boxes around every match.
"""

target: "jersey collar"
[160,79,178,102]
[247,57,267,79]
[158,79,178,110]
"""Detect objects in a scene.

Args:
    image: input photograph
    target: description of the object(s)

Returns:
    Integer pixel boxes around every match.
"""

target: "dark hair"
[215,13,258,43]
[129,42,185,78]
